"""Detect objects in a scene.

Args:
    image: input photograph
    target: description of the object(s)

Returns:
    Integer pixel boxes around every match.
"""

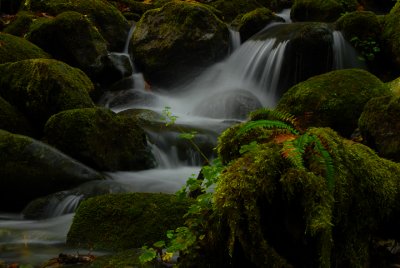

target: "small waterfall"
[123,22,136,54]
[228,28,241,53]
[332,31,366,70]
[276,8,292,23]
[44,194,84,218]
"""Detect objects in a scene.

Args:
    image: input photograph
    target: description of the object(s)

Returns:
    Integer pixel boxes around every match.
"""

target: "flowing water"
[0,17,365,266]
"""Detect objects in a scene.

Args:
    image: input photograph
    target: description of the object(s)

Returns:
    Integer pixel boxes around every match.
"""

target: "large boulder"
[0,32,50,64]
[131,1,229,87]
[67,193,192,250]
[381,1,400,73]
[0,59,95,132]
[43,108,155,171]
[206,0,264,22]
[276,69,390,137]
[26,11,109,80]
[0,130,104,211]
[0,96,33,136]
[358,89,400,162]
[180,125,400,267]
[24,0,130,51]
[232,7,284,42]
[291,0,358,22]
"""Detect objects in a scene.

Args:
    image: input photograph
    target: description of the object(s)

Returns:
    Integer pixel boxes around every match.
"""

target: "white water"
[0,17,366,266]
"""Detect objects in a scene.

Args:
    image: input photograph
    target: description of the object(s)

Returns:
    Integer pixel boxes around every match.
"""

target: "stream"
[0,9,365,266]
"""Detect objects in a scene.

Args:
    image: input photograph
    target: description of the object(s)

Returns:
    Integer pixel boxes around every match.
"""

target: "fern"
[249,108,298,128]
[312,137,335,191]
[237,120,300,136]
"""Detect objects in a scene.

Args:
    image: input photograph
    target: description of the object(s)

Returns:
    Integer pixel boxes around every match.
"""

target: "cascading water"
[0,13,366,266]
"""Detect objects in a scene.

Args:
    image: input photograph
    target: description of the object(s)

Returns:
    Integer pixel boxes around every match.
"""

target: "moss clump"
[232,7,284,42]
[131,1,229,86]
[26,11,108,79]
[387,76,400,95]
[358,94,400,162]
[67,193,192,250]
[0,130,104,211]
[207,0,264,23]
[43,107,155,171]
[276,69,390,137]
[0,33,50,64]
[291,0,347,22]
[0,96,34,136]
[189,125,400,267]
[381,1,400,71]
[3,11,36,36]
[0,59,95,131]
[24,0,130,51]
[335,11,381,41]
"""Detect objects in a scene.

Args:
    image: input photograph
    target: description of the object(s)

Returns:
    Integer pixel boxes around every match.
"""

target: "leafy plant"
[350,36,380,61]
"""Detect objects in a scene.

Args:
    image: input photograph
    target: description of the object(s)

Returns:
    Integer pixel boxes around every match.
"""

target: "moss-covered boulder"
[0,33,50,64]
[276,69,390,137]
[3,11,36,36]
[0,130,104,212]
[206,0,264,23]
[381,1,400,72]
[67,193,192,250]
[43,107,155,171]
[26,11,109,80]
[0,96,33,136]
[232,7,284,42]
[358,92,400,162]
[181,125,400,267]
[387,76,400,95]
[0,59,95,132]
[335,11,381,42]
[291,0,357,22]
[131,1,229,87]
[24,0,130,51]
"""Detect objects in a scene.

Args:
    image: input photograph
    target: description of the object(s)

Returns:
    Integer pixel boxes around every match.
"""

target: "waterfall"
[228,28,241,53]
[332,31,366,70]
[123,22,136,54]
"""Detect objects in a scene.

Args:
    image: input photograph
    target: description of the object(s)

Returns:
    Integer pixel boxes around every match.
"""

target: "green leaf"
[179,131,197,140]
[139,246,157,264]
[153,240,166,248]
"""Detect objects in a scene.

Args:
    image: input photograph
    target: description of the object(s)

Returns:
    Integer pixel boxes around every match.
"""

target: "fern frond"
[312,137,335,191]
[249,108,298,129]
[237,120,300,136]
[281,140,305,169]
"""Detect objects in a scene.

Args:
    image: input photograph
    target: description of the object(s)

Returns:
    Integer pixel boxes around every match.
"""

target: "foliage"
[350,36,380,61]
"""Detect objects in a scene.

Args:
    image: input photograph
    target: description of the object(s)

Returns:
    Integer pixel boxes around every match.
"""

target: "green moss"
[0,33,50,64]
[3,11,36,36]
[207,0,263,22]
[24,0,130,51]
[382,1,400,69]
[291,0,344,22]
[387,76,400,95]
[276,69,390,137]
[67,193,193,250]
[0,59,95,130]
[335,11,381,41]
[197,125,400,267]
[43,107,155,171]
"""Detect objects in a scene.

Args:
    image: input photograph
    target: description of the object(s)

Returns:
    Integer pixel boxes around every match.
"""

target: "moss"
[67,193,192,250]
[0,130,104,211]
[26,11,108,78]
[291,0,344,22]
[381,1,400,70]
[232,7,284,42]
[387,76,400,95]
[207,0,263,22]
[43,107,155,171]
[335,11,381,41]
[131,1,229,86]
[0,95,34,136]
[276,69,390,137]
[3,11,36,36]
[24,0,130,51]
[0,32,50,64]
[190,125,400,267]
[358,94,400,162]
[0,59,95,131]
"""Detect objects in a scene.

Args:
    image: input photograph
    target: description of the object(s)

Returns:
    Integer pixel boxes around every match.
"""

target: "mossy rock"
[24,0,130,51]
[276,69,390,137]
[0,130,104,212]
[232,7,284,42]
[359,94,400,162]
[26,11,109,80]
[0,59,95,132]
[131,1,229,87]
[43,107,155,171]
[291,0,350,22]
[107,0,156,18]
[0,96,34,136]
[387,76,400,95]
[185,126,400,267]
[335,11,381,41]
[67,193,192,250]
[3,11,36,36]
[382,1,400,71]
[206,0,264,22]
[0,33,50,64]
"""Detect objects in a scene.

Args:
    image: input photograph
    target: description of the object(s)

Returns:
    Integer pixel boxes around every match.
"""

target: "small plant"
[350,36,380,61]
